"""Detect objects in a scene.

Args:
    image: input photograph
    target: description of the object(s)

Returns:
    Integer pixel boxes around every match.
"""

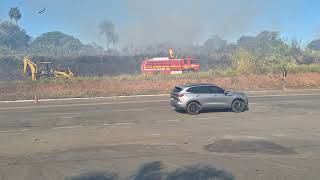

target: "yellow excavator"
[23,56,74,81]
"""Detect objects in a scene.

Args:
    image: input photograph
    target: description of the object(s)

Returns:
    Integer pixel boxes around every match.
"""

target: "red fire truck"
[141,49,200,75]
[141,57,200,75]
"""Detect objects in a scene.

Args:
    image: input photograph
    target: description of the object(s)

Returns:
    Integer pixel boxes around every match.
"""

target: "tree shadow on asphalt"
[66,161,234,180]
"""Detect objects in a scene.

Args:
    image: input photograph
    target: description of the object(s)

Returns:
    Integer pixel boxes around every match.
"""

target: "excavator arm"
[23,57,38,80]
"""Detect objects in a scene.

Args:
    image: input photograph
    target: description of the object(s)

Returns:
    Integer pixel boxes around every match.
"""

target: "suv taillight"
[178,93,184,97]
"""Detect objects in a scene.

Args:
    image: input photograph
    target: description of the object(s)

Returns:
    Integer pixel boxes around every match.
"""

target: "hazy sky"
[1,0,320,46]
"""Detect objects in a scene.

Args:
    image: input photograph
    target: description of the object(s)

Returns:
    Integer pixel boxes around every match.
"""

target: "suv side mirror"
[224,90,229,95]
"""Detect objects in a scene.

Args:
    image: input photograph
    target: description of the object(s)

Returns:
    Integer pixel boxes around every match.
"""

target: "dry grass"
[1,72,320,101]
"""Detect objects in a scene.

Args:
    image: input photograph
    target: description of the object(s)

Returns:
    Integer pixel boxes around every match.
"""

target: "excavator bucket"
[54,68,74,80]
[68,68,75,77]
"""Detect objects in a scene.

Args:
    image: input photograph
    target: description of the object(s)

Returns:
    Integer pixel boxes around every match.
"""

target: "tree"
[80,43,104,55]
[237,31,284,56]
[31,31,83,56]
[99,19,119,49]
[289,37,303,63]
[0,21,30,49]
[203,35,227,52]
[8,7,22,24]
[307,39,320,51]
[236,31,294,73]
[236,36,256,51]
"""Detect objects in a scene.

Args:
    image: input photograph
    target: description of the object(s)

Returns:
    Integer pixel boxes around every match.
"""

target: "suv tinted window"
[187,86,211,94]
[172,87,183,93]
[198,86,211,93]
[209,86,225,94]
[187,86,224,94]
[187,87,200,93]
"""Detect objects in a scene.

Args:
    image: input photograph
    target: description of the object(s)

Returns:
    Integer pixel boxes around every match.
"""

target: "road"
[0,89,320,180]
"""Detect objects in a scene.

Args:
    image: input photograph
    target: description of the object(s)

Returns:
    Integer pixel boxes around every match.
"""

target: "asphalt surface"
[0,89,320,180]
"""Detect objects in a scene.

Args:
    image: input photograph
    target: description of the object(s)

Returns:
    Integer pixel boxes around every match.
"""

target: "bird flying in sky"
[38,8,46,14]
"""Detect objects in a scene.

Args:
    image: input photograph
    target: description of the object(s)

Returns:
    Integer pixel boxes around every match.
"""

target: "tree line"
[1,7,118,57]
[1,7,320,80]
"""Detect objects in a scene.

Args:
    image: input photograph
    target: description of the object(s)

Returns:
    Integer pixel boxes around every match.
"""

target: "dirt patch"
[204,139,296,155]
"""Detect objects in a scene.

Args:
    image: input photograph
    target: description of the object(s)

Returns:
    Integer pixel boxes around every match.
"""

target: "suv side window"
[187,87,200,93]
[208,86,224,94]
[187,86,224,94]
[187,86,210,94]
[198,86,210,94]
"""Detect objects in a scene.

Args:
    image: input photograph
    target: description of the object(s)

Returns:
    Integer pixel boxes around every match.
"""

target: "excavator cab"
[37,62,55,79]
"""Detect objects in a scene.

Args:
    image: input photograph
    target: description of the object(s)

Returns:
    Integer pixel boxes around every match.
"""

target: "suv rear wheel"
[187,102,201,115]
[231,99,245,113]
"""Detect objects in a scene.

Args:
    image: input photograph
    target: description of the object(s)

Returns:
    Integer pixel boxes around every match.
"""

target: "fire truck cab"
[141,57,200,75]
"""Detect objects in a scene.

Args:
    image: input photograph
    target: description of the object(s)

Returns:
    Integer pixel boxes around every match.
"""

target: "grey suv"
[170,84,248,115]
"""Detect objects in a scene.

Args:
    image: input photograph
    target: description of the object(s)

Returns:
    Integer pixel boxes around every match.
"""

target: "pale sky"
[1,0,320,46]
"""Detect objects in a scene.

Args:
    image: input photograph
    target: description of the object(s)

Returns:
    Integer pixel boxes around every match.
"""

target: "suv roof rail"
[184,83,214,86]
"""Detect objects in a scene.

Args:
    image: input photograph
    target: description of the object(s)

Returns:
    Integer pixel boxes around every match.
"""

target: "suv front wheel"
[231,99,245,113]
[187,102,201,115]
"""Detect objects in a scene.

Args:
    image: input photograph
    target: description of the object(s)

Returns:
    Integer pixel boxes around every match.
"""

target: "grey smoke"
[121,0,279,46]
[8,0,282,47]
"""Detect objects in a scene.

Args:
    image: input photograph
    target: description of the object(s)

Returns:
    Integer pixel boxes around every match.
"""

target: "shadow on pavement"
[201,109,232,113]
[166,164,234,180]
[175,108,231,114]
[65,171,118,180]
[66,161,234,180]
[175,107,249,114]
[132,161,163,180]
